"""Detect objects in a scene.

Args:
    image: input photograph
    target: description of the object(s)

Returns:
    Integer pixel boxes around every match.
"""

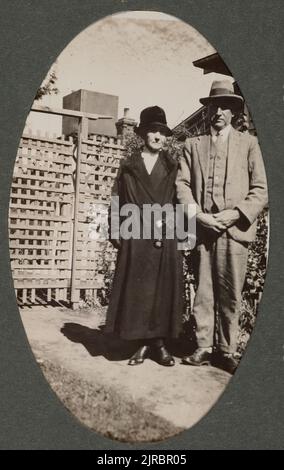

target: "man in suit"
[176,80,268,374]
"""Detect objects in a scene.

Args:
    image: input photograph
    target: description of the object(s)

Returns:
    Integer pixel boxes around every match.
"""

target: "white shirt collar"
[211,124,232,142]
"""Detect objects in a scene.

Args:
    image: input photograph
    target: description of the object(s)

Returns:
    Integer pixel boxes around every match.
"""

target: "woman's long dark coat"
[105,150,183,341]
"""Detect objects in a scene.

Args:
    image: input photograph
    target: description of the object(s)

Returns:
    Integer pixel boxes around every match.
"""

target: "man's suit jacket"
[176,128,268,243]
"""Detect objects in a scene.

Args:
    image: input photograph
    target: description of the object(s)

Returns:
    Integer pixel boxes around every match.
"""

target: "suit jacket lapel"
[226,128,240,194]
[196,134,210,185]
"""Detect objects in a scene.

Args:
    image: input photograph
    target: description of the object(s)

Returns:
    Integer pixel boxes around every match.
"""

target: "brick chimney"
[116,108,136,140]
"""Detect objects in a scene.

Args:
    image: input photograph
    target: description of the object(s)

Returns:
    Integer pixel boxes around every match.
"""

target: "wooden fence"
[10,132,74,305]
[71,132,123,308]
[9,105,122,308]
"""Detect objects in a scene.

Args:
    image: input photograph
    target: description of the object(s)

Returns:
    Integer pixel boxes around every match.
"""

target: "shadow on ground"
[60,322,197,362]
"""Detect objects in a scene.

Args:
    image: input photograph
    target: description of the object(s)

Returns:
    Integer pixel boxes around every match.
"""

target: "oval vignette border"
[0,0,283,450]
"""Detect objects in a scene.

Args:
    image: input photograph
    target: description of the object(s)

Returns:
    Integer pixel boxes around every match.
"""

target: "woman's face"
[144,129,167,153]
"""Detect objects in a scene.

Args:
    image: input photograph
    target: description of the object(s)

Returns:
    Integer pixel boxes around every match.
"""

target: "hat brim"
[134,122,173,137]
[200,94,244,110]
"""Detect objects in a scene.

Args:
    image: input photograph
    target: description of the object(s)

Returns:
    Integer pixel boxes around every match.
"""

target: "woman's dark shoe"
[152,344,175,366]
[128,345,150,365]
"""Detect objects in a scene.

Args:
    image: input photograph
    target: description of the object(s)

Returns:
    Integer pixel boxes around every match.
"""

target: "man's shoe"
[128,345,149,365]
[182,347,212,366]
[215,353,239,375]
[152,345,175,366]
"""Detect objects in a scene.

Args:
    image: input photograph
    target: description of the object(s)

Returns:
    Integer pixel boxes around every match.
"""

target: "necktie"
[214,131,222,149]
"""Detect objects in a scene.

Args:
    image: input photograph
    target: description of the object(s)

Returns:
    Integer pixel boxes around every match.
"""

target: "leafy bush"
[238,208,269,353]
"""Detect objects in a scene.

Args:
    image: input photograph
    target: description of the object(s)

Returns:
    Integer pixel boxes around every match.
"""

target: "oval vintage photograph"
[9,10,269,443]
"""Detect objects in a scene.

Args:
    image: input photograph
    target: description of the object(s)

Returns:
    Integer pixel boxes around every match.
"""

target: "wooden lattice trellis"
[72,133,123,307]
[9,105,120,307]
[9,132,74,305]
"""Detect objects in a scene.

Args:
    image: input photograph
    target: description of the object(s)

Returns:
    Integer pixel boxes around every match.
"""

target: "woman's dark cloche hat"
[200,80,244,110]
[134,106,173,137]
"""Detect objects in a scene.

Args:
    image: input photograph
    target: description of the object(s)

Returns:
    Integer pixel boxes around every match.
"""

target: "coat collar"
[122,149,177,203]
[122,148,177,172]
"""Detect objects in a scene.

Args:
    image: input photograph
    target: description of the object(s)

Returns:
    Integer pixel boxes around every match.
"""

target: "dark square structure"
[62,89,119,137]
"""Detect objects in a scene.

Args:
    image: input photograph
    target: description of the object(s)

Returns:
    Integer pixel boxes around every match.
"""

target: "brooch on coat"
[153,218,164,249]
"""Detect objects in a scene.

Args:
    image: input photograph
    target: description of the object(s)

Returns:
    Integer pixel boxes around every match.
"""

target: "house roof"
[193,52,232,76]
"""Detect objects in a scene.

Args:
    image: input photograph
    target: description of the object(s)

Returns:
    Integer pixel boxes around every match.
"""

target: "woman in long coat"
[105,106,183,366]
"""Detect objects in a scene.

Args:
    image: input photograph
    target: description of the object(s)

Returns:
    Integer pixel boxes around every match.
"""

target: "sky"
[26,10,233,135]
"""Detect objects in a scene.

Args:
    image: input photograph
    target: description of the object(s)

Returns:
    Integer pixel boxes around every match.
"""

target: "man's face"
[143,128,167,153]
[208,100,234,131]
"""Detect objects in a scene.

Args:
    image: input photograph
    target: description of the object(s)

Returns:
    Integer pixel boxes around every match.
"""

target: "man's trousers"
[192,232,248,353]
